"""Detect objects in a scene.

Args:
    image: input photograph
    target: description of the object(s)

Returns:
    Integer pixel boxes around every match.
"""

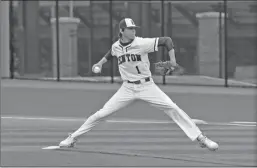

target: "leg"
[72,84,135,138]
[139,82,218,151]
[139,82,201,141]
[59,83,135,147]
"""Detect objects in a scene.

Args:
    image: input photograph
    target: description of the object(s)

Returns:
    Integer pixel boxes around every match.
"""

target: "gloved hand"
[154,61,185,76]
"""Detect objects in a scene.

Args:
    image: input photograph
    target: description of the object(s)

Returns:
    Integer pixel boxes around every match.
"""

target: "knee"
[88,108,109,122]
[160,97,180,110]
[164,103,183,116]
[164,108,182,121]
[165,102,180,111]
[87,112,102,122]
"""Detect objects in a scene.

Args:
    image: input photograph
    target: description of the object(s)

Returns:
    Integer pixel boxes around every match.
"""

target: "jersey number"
[136,66,141,74]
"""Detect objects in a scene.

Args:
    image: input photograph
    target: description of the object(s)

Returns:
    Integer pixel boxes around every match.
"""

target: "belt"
[127,77,151,84]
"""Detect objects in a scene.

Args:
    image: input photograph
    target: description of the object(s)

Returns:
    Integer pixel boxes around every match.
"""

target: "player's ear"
[119,28,124,38]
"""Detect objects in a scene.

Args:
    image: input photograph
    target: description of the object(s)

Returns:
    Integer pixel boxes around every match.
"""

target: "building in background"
[3,1,257,86]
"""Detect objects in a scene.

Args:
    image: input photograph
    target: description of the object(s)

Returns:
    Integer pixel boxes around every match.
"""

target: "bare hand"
[92,63,102,73]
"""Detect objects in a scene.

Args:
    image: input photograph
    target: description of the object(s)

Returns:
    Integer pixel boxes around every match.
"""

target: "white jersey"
[111,36,159,81]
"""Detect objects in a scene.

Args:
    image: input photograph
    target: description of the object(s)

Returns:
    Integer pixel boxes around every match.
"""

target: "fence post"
[9,0,14,79]
[224,0,228,87]
[55,0,60,81]
[88,0,93,76]
[109,0,114,83]
[219,6,222,78]
[161,0,165,85]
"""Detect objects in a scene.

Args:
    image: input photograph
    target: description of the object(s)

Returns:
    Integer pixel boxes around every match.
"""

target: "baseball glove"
[154,61,185,76]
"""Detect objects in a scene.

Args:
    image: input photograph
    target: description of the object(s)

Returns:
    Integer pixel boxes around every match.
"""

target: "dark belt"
[127,77,150,84]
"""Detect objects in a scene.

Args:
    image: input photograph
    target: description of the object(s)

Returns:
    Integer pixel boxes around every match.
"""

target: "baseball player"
[59,18,219,151]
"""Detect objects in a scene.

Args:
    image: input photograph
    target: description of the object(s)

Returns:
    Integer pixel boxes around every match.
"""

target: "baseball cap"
[119,18,140,29]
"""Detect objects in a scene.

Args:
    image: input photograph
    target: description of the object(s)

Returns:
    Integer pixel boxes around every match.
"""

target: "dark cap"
[119,18,140,29]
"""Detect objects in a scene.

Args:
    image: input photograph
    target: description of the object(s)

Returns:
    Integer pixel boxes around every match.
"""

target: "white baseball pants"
[71,79,202,141]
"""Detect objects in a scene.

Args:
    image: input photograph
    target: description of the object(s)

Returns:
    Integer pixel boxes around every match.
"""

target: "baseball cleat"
[59,133,77,148]
[197,134,219,151]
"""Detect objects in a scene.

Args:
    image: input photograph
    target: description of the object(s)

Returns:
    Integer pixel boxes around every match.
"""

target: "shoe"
[59,133,77,148]
[197,134,219,151]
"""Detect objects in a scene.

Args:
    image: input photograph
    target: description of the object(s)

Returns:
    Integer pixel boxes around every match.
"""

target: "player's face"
[123,27,136,40]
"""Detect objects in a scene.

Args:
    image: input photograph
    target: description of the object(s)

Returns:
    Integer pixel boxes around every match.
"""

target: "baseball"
[93,66,101,73]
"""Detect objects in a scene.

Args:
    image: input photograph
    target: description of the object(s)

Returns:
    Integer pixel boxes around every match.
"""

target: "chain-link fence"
[3,0,257,87]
